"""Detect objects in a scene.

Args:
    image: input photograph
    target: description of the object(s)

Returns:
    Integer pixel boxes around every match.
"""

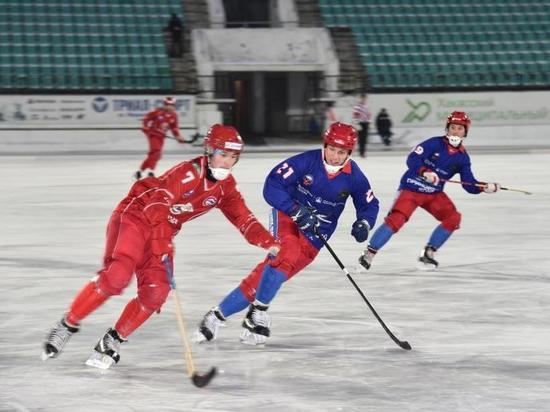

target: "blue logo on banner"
[93,97,109,113]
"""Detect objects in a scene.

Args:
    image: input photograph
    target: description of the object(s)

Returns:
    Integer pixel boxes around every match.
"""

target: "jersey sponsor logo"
[303,174,314,185]
[182,190,194,198]
[203,196,217,207]
[168,215,178,225]
[413,146,424,155]
[170,203,194,214]
[365,189,375,203]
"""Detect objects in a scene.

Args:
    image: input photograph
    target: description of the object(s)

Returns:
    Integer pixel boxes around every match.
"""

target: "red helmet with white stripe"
[164,96,176,106]
[446,111,471,136]
[204,124,244,156]
[323,122,357,151]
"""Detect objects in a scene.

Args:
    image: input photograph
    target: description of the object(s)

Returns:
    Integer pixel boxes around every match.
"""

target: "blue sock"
[256,266,287,305]
[368,223,395,251]
[218,286,250,318]
[427,225,452,250]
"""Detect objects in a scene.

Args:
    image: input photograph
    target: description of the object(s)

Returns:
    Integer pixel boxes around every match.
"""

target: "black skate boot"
[42,318,80,360]
[240,303,271,345]
[194,307,226,343]
[359,246,377,270]
[418,245,439,269]
[85,328,126,369]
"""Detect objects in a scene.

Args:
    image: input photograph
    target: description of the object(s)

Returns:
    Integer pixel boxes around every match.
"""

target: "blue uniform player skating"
[360,111,501,270]
[195,122,380,345]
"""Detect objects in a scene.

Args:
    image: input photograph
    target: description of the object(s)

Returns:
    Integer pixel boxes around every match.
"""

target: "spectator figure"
[352,94,371,158]
[325,102,338,124]
[376,108,393,147]
[166,13,184,57]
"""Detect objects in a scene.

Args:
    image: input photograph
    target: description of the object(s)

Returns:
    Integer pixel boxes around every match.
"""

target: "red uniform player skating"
[136,96,185,180]
[42,124,280,369]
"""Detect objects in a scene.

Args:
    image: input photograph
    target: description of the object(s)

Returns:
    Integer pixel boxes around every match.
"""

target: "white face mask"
[209,167,231,180]
[447,135,463,148]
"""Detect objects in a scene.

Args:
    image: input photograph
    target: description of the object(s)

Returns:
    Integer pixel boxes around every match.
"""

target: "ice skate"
[358,247,377,270]
[240,303,271,346]
[85,328,126,370]
[42,318,80,360]
[194,307,226,343]
[418,245,438,270]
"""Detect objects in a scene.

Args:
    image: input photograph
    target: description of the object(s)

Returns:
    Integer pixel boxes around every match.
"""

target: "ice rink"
[1,143,549,411]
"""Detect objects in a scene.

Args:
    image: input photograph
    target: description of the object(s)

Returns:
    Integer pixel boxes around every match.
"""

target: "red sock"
[65,281,109,326]
[114,298,153,339]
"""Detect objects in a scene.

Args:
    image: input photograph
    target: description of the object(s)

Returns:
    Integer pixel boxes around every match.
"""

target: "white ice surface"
[1,145,550,412]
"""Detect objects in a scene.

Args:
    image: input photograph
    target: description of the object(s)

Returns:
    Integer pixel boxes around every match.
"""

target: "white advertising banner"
[0,95,196,129]
[334,90,550,146]
[368,91,550,128]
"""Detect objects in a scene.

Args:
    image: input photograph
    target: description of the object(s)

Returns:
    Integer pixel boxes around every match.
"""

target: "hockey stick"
[442,178,532,195]
[316,232,412,350]
[163,257,217,387]
[166,133,201,144]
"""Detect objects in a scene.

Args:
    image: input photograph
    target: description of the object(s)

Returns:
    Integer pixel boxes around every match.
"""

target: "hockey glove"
[290,205,329,236]
[351,219,370,243]
[422,170,440,185]
[482,182,501,193]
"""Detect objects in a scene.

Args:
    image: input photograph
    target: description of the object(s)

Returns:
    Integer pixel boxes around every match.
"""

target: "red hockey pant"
[140,133,165,171]
[97,212,171,312]
[239,211,319,301]
[384,190,461,233]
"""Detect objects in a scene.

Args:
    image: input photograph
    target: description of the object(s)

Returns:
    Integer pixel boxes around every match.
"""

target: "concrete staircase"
[294,0,323,27]
[168,0,210,93]
[328,26,368,93]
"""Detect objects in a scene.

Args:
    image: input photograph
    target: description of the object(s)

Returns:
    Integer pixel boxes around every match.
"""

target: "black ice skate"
[418,245,439,269]
[194,307,226,343]
[85,328,126,370]
[42,318,80,360]
[240,303,271,346]
[359,246,377,270]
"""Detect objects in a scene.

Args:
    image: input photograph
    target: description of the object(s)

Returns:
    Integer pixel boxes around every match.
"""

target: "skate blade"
[193,330,210,344]
[85,351,116,370]
[417,261,437,271]
[41,350,55,361]
[239,330,267,346]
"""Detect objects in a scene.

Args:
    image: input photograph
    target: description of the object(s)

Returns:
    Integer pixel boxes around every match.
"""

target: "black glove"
[351,219,370,242]
[290,205,328,236]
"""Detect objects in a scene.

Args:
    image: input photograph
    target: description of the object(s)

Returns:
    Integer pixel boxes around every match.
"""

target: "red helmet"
[446,111,471,136]
[204,124,244,155]
[164,96,176,106]
[323,122,357,151]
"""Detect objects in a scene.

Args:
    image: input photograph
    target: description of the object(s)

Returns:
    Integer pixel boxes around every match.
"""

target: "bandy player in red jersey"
[135,96,185,180]
[42,124,280,369]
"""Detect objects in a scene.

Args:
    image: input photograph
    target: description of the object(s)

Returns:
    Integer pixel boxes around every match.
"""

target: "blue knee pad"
[256,266,287,306]
[428,225,452,250]
[368,223,394,251]
[219,287,250,318]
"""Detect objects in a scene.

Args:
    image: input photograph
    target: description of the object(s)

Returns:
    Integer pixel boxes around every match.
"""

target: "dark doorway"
[223,0,270,27]
[264,73,287,135]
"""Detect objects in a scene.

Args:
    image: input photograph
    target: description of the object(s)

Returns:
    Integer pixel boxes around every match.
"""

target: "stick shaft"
[318,234,411,350]
[442,179,532,195]
[172,289,196,377]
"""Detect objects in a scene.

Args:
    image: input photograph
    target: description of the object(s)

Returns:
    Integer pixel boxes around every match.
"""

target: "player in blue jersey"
[194,122,380,345]
[359,111,501,271]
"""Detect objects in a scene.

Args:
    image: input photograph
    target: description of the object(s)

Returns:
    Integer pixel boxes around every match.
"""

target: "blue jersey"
[400,136,483,195]
[263,149,379,249]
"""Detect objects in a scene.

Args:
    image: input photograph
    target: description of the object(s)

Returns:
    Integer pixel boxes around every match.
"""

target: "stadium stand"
[318,0,550,90]
[0,0,181,91]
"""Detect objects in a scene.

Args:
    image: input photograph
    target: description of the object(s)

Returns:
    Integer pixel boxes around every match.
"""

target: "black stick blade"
[191,367,217,388]
[399,341,412,350]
